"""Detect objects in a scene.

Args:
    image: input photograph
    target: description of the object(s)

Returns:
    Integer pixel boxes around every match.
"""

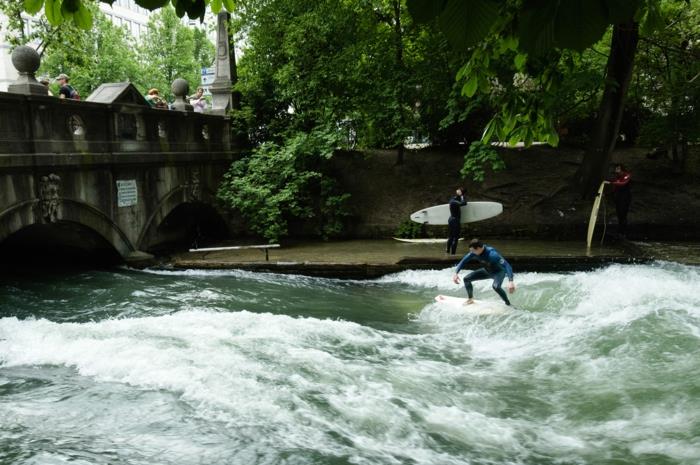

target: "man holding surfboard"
[604,164,632,238]
[446,188,467,255]
[452,239,515,305]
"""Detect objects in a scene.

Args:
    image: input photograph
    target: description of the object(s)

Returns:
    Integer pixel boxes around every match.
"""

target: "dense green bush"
[394,220,423,239]
[217,128,351,243]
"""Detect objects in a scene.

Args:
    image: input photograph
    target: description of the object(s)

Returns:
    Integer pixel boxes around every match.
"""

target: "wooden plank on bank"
[189,244,280,252]
[189,244,280,261]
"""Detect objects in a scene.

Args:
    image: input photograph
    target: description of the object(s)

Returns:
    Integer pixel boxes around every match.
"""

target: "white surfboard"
[392,237,463,243]
[586,181,606,248]
[434,295,509,315]
[410,201,503,225]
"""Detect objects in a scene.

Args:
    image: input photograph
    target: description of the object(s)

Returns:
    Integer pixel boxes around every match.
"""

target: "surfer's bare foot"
[464,298,474,306]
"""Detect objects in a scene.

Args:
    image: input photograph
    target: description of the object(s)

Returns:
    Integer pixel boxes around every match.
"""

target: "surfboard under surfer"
[452,239,515,305]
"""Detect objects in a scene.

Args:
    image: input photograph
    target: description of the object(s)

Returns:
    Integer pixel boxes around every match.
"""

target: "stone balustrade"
[0,91,231,155]
[0,45,232,156]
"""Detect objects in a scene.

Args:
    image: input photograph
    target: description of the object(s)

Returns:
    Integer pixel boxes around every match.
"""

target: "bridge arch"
[0,198,135,261]
[137,186,229,252]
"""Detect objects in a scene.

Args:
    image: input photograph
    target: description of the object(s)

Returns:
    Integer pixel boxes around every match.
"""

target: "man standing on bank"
[452,239,515,305]
[605,164,631,238]
[446,187,467,255]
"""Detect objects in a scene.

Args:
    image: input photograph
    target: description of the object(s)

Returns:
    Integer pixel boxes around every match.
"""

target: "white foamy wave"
[411,263,700,367]
[423,406,520,449]
[134,267,252,278]
[0,310,426,459]
[374,268,455,289]
[138,267,343,291]
[0,309,526,464]
[2,262,699,464]
[377,268,570,291]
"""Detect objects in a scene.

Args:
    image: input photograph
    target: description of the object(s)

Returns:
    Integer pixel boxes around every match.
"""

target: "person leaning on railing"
[145,88,168,109]
[39,76,53,96]
[188,87,206,113]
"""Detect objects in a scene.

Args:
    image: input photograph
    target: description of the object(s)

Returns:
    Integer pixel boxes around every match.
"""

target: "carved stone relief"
[186,168,201,202]
[38,173,61,223]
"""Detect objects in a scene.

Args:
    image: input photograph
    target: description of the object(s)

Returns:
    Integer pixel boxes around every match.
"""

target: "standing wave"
[0,262,698,464]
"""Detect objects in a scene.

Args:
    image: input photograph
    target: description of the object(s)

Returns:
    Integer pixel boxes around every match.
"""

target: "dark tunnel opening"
[0,222,123,273]
[146,202,229,254]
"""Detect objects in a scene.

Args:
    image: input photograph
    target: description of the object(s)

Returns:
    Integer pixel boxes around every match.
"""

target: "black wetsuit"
[455,245,514,305]
[446,194,466,254]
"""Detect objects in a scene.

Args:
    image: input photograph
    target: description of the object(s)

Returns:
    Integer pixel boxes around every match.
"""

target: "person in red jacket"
[605,164,631,238]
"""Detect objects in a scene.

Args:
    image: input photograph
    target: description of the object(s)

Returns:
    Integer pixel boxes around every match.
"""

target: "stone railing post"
[7,45,48,96]
[171,78,193,112]
[209,12,233,115]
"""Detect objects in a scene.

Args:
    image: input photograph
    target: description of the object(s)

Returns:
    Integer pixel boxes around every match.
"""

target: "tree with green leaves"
[407,0,685,196]
[218,127,351,243]
[139,6,214,100]
[0,0,84,56]
[39,7,145,95]
[633,2,700,172]
[216,0,467,241]
[4,2,215,98]
[233,0,464,150]
[21,0,234,29]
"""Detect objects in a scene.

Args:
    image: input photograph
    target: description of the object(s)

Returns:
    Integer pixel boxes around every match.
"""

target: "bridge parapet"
[0,91,231,155]
[1,45,232,156]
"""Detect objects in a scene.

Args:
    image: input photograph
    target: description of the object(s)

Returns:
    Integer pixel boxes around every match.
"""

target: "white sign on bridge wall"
[116,180,138,207]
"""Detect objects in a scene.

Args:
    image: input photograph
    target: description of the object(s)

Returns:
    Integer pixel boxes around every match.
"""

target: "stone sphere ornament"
[171,78,189,98]
[11,45,41,74]
[171,78,193,112]
[8,45,47,96]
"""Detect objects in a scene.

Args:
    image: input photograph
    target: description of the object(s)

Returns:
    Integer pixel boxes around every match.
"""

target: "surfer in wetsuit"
[604,164,631,238]
[446,187,467,255]
[452,239,515,305]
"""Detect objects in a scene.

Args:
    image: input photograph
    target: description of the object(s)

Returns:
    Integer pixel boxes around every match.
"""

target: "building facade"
[99,0,151,41]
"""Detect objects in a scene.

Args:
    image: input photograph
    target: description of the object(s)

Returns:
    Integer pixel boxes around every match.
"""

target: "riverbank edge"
[162,255,650,280]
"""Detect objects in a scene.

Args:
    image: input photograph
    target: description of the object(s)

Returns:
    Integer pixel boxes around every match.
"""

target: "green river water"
[1,262,698,464]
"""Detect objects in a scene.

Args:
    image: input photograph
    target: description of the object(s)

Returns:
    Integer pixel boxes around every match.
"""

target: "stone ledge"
[167,255,650,280]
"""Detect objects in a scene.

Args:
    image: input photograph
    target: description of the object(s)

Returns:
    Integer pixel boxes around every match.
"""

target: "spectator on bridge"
[55,74,80,100]
[145,88,168,109]
[189,87,207,113]
[39,76,53,96]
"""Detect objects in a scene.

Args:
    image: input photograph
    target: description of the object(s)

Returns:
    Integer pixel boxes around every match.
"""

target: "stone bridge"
[0,85,239,266]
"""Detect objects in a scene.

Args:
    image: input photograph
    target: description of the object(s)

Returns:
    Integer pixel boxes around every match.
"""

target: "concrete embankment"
[166,239,652,279]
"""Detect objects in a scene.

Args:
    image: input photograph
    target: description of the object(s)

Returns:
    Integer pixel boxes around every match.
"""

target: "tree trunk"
[577,22,639,198]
